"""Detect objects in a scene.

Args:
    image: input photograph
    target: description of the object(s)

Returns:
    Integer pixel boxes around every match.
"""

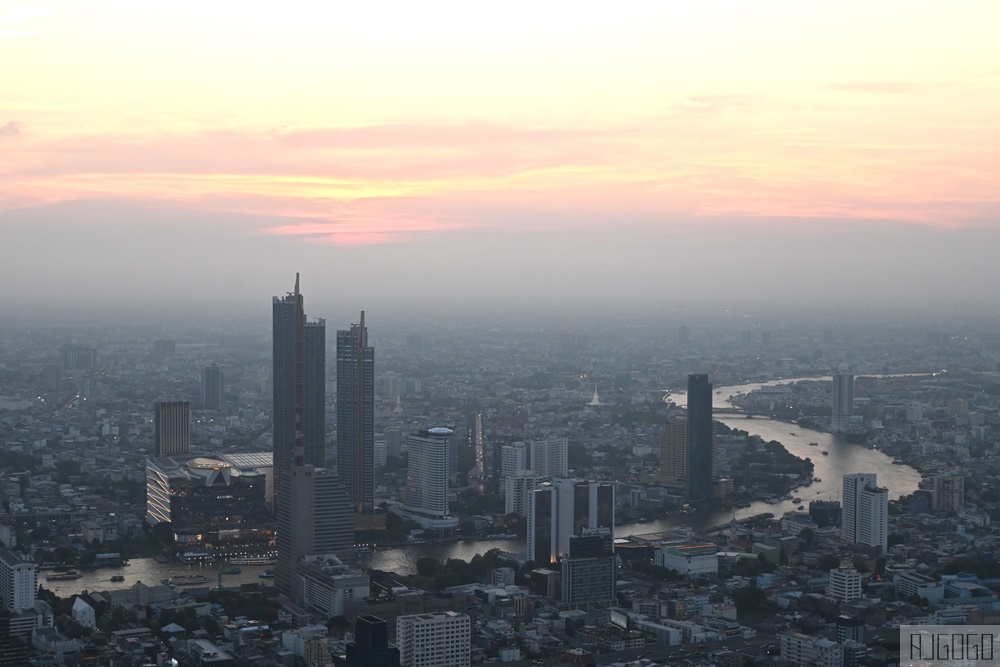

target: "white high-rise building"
[831,365,854,432]
[397,611,471,667]
[501,442,527,479]
[504,471,544,516]
[529,438,568,479]
[0,549,37,611]
[841,473,888,552]
[827,567,864,603]
[403,428,452,518]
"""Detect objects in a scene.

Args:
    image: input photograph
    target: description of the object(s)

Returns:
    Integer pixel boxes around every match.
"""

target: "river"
[48,376,924,592]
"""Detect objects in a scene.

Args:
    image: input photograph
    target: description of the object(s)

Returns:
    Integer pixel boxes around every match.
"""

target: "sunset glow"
[3,2,1000,314]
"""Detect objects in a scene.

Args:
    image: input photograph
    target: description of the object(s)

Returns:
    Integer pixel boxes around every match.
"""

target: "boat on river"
[229,555,276,566]
[46,571,82,581]
[162,575,210,587]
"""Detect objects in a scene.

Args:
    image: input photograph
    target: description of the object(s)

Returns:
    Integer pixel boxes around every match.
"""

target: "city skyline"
[2,2,1000,316]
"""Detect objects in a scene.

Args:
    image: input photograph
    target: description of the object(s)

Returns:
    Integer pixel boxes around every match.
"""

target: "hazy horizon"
[3,2,999,321]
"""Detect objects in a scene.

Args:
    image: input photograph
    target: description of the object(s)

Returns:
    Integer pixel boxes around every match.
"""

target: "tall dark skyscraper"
[336,312,375,514]
[273,274,326,477]
[202,364,223,411]
[686,373,716,501]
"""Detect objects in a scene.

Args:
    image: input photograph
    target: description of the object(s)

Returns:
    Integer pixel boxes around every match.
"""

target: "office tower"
[273,274,326,477]
[335,616,400,667]
[0,551,36,612]
[686,374,716,501]
[527,479,614,565]
[561,528,616,608]
[276,463,355,598]
[202,364,223,411]
[473,412,484,477]
[658,417,687,489]
[528,438,568,478]
[396,612,470,667]
[932,476,964,512]
[337,312,375,514]
[154,401,191,457]
[831,365,854,432]
[60,345,96,371]
[808,500,842,528]
[841,473,888,552]
[403,429,452,518]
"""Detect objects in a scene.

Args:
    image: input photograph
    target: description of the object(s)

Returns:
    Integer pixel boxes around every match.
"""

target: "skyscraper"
[831,365,854,432]
[202,364,223,411]
[0,550,36,612]
[273,274,326,476]
[685,374,716,501]
[527,479,614,565]
[528,438,568,478]
[275,463,355,598]
[659,416,687,489]
[154,401,191,457]
[841,473,887,552]
[337,312,375,514]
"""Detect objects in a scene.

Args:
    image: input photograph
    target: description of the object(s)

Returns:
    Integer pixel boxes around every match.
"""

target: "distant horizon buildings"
[841,473,888,552]
[153,400,191,457]
[201,364,223,411]
[831,365,854,433]
[337,312,375,514]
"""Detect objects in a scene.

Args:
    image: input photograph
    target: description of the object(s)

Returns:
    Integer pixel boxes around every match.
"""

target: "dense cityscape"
[0,283,998,666]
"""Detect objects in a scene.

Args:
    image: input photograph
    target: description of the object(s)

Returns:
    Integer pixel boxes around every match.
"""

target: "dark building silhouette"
[202,364,223,411]
[686,374,715,501]
[154,401,191,457]
[337,313,375,514]
[272,274,326,477]
[334,616,400,667]
[0,610,28,667]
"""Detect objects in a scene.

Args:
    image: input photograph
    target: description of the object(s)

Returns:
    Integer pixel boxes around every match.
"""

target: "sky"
[3,2,1000,323]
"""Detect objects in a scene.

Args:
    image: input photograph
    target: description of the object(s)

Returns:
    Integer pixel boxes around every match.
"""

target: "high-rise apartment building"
[659,416,687,489]
[403,429,452,519]
[831,365,854,432]
[560,528,616,609]
[396,612,470,667]
[527,479,614,565]
[932,476,964,512]
[686,374,716,501]
[276,464,355,598]
[202,364,223,411]
[0,550,36,612]
[841,473,888,552]
[504,471,543,517]
[337,313,375,514]
[154,401,191,457]
[528,438,568,479]
[273,275,327,477]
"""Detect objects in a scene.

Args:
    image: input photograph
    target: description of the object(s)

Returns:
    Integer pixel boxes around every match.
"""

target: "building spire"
[294,272,300,297]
